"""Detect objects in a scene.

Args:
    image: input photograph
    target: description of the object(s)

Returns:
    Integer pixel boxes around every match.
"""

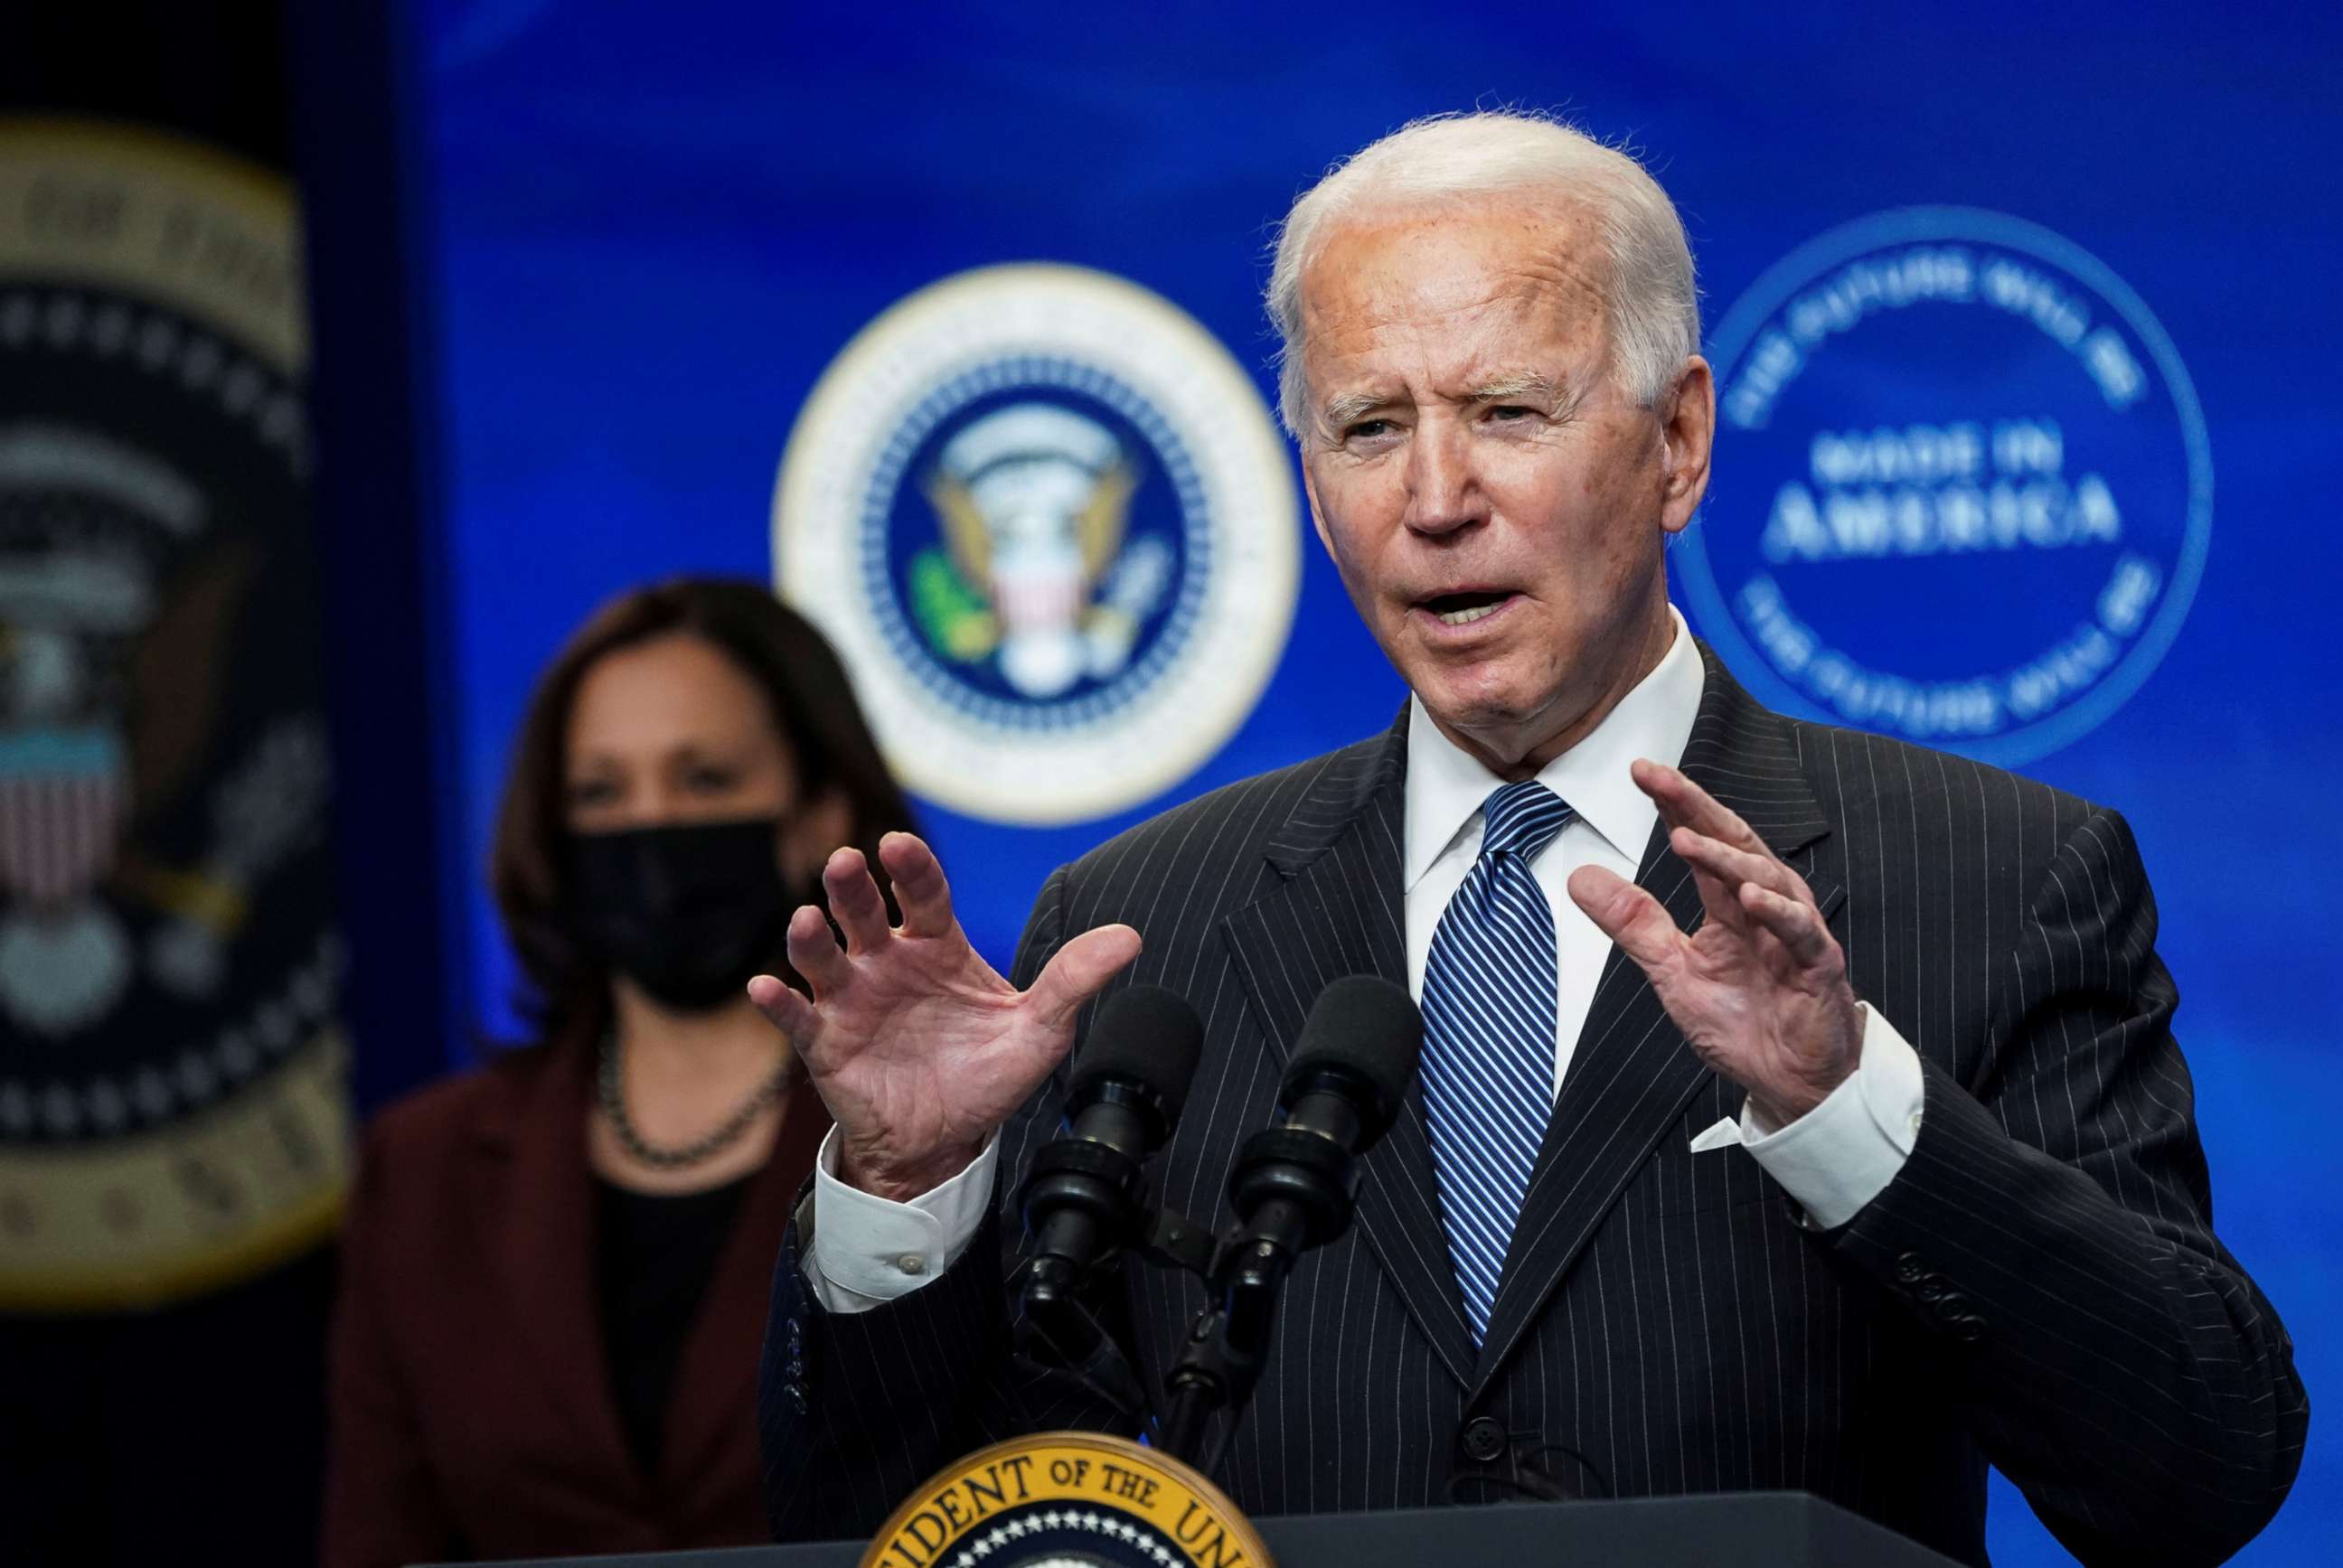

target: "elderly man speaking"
[752,112,2304,1565]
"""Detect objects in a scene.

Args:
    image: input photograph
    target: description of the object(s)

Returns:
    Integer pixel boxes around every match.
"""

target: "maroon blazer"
[324,1036,827,1567]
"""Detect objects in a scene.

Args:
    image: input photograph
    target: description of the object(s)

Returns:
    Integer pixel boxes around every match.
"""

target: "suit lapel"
[478,1038,642,1491]
[479,1038,838,1505]
[659,1081,832,1492]
[1220,709,1482,1389]
[1471,647,1840,1394]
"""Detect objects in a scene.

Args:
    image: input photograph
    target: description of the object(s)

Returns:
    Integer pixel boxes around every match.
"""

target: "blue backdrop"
[403,4,2337,1559]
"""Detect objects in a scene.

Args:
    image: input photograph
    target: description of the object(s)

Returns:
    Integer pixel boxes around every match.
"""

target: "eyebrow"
[1466,371,1568,409]
[1316,371,1572,435]
[1318,390,1389,431]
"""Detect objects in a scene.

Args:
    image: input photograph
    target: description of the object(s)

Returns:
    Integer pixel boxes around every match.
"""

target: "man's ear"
[1658,356,1717,535]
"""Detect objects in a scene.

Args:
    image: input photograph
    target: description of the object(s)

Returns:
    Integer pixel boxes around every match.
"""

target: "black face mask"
[568,816,805,1014]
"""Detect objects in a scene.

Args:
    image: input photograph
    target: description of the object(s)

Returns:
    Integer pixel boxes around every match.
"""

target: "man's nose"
[1402,419,1482,536]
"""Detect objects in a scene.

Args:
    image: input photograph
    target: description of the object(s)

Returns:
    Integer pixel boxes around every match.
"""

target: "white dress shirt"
[807,608,1926,1310]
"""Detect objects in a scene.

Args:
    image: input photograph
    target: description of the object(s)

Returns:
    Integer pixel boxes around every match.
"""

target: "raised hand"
[747,832,1140,1201]
[1567,759,1860,1126]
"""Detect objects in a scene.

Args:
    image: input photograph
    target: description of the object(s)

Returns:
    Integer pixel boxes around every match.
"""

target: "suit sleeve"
[1828,806,2307,1566]
[321,1127,461,1568]
[759,865,1145,1542]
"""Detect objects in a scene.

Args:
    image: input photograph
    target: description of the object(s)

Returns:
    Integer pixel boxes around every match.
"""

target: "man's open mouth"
[1417,590,1515,627]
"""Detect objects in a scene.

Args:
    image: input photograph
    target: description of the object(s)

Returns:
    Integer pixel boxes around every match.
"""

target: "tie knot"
[1479,781,1573,861]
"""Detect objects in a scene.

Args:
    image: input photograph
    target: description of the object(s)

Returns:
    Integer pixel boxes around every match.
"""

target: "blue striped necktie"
[1419,780,1576,1346]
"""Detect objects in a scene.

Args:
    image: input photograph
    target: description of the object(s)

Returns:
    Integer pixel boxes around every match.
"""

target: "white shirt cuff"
[805,1127,999,1313]
[1738,1001,1924,1230]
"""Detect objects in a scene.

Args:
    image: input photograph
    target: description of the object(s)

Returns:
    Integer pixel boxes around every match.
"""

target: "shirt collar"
[1402,605,1708,891]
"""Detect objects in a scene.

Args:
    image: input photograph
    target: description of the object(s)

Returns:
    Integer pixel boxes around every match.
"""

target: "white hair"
[1266,110,1700,435]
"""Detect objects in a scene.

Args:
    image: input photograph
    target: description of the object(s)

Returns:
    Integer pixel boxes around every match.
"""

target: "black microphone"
[1017,984,1204,1318]
[1225,973,1421,1286]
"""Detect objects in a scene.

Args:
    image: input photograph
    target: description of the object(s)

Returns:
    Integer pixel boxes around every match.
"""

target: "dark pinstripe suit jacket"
[760,645,2305,1565]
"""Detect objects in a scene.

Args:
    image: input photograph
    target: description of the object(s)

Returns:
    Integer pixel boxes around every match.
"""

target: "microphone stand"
[1012,1191,1218,1434]
[1014,977,1414,1479]
[1161,1103,1365,1469]
[1015,1155,1353,1473]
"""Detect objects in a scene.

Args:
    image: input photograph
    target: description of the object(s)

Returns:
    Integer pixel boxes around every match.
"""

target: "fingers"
[1739,882,1837,970]
[1632,759,1767,856]
[1025,924,1143,1030]
[784,902,851,995]
[822,846,890,955]
[1567,865,1683,972]
[879,832,956,940]
[1668,825,1815,914]
[1670,824,1760,934]
[747,972,817,1045]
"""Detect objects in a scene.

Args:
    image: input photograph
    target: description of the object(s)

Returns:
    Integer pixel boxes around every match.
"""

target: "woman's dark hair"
[489,577,917,1041]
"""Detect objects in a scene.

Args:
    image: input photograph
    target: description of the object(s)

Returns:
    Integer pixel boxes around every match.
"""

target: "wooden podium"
[450,1491,1968,1567]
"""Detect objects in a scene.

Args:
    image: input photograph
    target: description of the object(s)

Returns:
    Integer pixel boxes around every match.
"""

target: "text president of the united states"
[749,112,2305,1565]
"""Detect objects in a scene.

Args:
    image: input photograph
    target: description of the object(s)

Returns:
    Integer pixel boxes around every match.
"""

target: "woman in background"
[324,578,914,1564]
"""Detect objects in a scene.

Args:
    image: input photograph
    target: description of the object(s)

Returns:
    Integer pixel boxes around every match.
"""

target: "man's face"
[1295,200,1712,773]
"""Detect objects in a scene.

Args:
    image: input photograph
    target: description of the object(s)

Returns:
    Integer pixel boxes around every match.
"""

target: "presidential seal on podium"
[863,1432,1272,1568]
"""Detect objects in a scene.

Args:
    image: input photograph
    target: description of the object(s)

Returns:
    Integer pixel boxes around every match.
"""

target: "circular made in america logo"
[1678,209,2210,764]
[774,265,1298,824]
[862,1433,1275,1568]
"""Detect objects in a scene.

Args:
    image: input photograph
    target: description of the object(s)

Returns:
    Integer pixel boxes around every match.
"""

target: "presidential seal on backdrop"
[1678,208,2210,765]
[774,264,1298,824]
[0,121,348,1308]
[863,1433,1272,1568]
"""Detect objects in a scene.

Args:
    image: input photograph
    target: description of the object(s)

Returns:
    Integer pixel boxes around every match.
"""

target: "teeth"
[1435,601,1503,626]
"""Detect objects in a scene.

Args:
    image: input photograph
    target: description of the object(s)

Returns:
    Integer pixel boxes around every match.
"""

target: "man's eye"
[1345,419,1394,442]
[1485,404,1536,423]
[687,766,739,793]
[567,778,619,809]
